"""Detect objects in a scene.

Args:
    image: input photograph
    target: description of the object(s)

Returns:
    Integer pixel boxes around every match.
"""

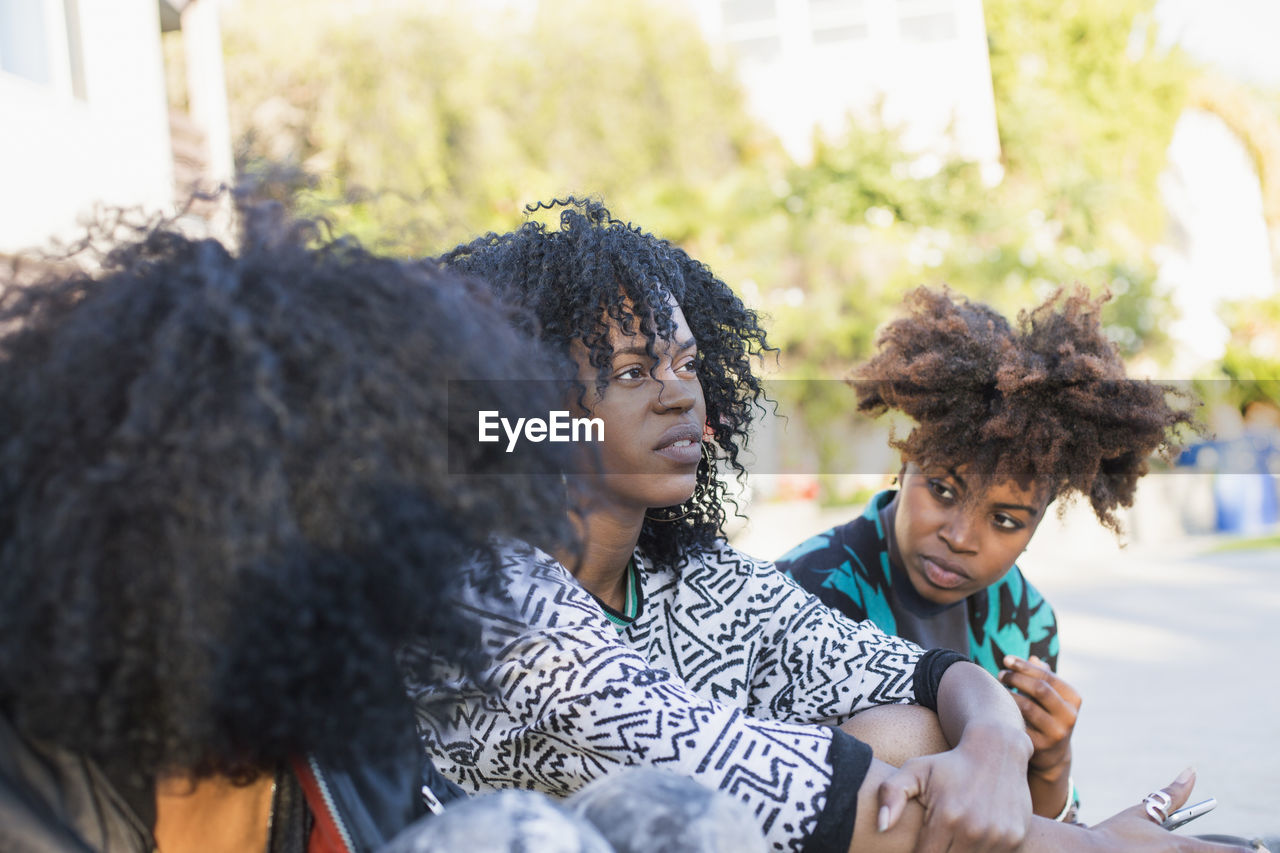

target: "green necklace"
[600,557,640,631]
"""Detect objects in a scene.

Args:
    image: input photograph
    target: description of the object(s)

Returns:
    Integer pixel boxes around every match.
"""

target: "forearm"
[847,760,1098,853]
[846,751,1249,853]
[996,654,1083,820]
[1021,815,1101,852]
[935,661,1031,759]
[840,703,1071,818]
[1028,752,1073,819]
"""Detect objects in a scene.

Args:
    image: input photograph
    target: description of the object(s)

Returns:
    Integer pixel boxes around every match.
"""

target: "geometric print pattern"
[778,490,1060,677]
[399,540,931,852]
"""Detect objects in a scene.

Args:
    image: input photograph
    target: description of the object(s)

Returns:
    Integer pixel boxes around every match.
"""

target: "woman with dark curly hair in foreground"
[0,205,576,852]
[778,285,1198,823]
[400,201,1245,853]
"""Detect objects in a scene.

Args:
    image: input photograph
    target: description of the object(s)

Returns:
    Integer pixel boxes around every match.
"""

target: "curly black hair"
[0,204,573,786]
[852,285,1199,530]
[439,198,771,566]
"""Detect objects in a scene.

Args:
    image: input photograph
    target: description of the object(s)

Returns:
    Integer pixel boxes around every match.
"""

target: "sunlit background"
[3,0,1277,838]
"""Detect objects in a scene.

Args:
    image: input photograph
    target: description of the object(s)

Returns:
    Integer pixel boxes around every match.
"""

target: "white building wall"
[1,0,174,253]
[181,0,234,188]
[1158,108,1274,373]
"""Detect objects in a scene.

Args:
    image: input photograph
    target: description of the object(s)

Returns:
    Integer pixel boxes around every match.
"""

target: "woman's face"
[569,300,706,513]
[891,462,1050,606]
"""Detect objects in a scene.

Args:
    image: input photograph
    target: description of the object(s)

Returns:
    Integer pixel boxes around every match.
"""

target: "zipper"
[421,782,445,815]
[305,755,358,853]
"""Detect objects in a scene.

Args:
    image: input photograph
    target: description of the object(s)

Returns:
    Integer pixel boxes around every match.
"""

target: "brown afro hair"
[852,285,1199,530]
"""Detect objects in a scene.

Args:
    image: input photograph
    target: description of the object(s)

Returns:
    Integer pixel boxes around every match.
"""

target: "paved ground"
[732,479,1280,839]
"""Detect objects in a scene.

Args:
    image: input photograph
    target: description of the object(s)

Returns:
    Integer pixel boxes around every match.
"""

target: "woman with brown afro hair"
[778,285,1199,825]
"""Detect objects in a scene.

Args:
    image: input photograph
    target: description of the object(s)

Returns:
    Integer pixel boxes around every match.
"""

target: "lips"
[920,555,971,590]
[653,422,703,465]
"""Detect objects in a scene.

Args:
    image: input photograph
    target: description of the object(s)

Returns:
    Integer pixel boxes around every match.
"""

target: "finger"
[1007,691,1065,744]
[1186,833,1258,853]
[998,669,1074,719]
[1004,654,1047,672]
[912,806,957,853]
[1029,656,1082,706]
[876,765,924,832]
[1165,767,1197,812]
[1191,841,1261,853]
[1154,767,1196,814]
[1000,675,1076,737]
[1003,655,1082,707]
[1004,654,1078,698]
[914,804,1009,853]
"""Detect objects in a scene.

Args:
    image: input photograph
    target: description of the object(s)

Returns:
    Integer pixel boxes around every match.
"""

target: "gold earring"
[645,505,691,523]
[644,443,711,523]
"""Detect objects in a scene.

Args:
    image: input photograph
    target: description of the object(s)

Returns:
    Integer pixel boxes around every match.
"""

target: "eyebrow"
[612,337,697,358]
[945,468,1039,515]
[992,501,1041,516]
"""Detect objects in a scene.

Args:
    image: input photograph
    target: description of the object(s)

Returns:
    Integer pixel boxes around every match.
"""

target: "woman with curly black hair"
[398,201,1245,853]
[778,285,1199,824]
[0,204,575,852]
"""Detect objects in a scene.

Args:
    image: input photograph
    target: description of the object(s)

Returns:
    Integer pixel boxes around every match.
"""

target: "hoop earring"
[644,443,711,523]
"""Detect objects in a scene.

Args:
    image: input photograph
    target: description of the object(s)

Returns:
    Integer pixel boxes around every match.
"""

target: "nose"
[652,365,698,413]
[938,510,979,553]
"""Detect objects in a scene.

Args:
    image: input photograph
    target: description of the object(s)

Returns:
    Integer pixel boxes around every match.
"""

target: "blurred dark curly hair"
[0,204,572,786]
[439,198,771,566]
[853,285,1199,530]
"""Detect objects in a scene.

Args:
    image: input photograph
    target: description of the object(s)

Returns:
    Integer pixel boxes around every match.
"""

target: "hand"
[1089,769,1256,852]
[877,724,1032,853]
[998,655,1080,777]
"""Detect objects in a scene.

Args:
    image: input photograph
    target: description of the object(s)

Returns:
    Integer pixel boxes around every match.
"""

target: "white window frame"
[0,0,85,99]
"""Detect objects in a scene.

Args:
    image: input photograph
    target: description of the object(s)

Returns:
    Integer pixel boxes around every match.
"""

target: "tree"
[221,0,772,254]
[221,0,1214,492]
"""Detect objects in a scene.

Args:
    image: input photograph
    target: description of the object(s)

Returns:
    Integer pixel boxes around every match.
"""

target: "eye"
[676,357,698,376]
[992,513,1025,531]
[927,479,956,501]
[614,365,646,381]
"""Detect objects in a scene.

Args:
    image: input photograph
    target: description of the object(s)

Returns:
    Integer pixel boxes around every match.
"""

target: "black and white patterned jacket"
[400,540,961,853]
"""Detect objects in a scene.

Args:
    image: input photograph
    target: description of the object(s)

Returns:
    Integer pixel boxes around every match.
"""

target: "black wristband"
[912,648,970,711]
[802,728,874,853]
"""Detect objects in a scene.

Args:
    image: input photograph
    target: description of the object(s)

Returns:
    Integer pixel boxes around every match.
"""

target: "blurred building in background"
[0,0,232,258]
[685,0,1001,174]
[1151,0,1280,374]
[1157,106,1275,372]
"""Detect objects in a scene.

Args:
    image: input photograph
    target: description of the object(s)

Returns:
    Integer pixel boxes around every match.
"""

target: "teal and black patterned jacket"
[776,490,1059,676]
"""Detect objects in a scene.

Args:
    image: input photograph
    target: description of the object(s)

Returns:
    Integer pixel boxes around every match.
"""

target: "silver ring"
[1142,789,1172,824]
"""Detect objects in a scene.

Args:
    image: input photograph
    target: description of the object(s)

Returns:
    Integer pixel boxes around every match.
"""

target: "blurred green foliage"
[222,0,1227,481]
[1220,295,1280,401]
[223,0,769,251]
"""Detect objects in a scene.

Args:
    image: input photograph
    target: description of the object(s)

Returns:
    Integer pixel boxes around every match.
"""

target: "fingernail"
[878,805,890,832]
[1003,655,1018,667]
[1175,767,1194,785]
[1029,655,1041,664]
